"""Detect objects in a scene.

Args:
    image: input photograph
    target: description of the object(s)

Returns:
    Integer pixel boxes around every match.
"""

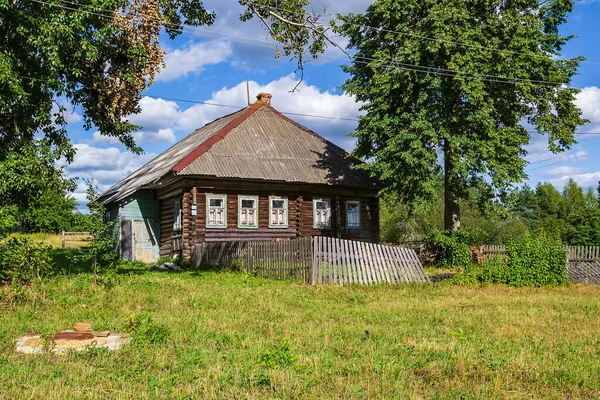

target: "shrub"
[0,237,52,284]
[427,229,474,268]
[482,233,566,287]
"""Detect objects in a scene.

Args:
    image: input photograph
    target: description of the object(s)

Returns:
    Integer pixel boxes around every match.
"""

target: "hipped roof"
[98,97,377,205]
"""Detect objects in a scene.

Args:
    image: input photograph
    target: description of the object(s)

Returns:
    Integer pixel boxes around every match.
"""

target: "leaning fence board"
[314,237,428,285]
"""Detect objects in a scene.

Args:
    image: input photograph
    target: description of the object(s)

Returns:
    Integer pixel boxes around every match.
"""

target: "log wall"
[158,178,380,260]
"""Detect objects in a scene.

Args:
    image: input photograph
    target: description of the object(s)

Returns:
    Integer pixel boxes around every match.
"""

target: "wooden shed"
[97,93,381,263]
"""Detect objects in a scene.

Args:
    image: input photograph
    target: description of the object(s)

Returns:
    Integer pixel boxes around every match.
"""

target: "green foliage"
[481,233,566,287]
[0,237,53,285]
[427,230,474,268]
[1,0,332,160]
[259,341,297,369]
[74,180,120,281]
[336,0,586,230]
[125,313,170,346]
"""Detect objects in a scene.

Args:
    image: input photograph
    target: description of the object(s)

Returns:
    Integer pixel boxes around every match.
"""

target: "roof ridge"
[171,101,265,173]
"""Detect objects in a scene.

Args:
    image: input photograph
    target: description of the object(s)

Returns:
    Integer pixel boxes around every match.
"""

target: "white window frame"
[206,194,227,229]
[238,195,259,229]
[269,196,288,229]
[313,198,332,229]
[346,200,361,229]
[173,200,182,232]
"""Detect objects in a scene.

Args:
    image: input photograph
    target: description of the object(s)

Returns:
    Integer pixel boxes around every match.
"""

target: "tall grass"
[0,256,599,399]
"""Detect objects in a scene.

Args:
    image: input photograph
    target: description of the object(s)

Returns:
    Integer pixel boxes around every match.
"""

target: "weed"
[124,313,170,346]
[259,341,297,369]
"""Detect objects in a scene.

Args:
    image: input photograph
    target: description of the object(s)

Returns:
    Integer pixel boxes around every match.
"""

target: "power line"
[526,151,600,172]
[28,0,594,91]
[246,0,600,66]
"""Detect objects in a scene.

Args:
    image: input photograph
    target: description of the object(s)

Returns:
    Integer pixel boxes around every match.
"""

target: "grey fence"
[192,237,428,285]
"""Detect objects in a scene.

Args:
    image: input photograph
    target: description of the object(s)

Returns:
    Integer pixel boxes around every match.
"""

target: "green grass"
[1,250,600,399]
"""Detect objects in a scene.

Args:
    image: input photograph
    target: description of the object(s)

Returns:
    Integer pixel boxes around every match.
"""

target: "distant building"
[97,93,381,262]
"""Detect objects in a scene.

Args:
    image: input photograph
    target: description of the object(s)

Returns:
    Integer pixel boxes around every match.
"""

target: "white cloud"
[92,131,121,145]
[133,128,176,144]
[92,97,181,145]
[61,144,156,186]
[549,171,600,190]
[575,86,600,134]
[157,40,233,82]
[543,166,587,177]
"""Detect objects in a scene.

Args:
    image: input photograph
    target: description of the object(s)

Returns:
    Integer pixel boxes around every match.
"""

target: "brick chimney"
[256,92,272,105]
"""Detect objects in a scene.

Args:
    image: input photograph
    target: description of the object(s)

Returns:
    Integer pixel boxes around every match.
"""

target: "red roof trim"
[171,102,262,173]
[172,100,362,174]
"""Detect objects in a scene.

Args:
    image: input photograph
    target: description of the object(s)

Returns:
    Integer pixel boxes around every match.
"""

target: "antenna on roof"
[246,81,250,106]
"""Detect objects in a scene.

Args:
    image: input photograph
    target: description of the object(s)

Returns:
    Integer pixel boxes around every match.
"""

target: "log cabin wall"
[166,178,379,260]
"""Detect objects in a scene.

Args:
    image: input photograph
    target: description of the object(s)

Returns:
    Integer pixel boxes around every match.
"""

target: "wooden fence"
[61,231,93,249]
[192,237,313,282]
[480,245,600,262]
[313,236,429,285]
[192,237,428,285]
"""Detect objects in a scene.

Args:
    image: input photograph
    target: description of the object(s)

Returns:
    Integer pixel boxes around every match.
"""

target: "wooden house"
[97,93,381,263]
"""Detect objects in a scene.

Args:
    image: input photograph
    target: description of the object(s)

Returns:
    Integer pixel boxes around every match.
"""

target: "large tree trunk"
[444,142,461,232]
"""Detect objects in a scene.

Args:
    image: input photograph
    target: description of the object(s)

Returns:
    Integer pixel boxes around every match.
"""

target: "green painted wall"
[112,190,160,262]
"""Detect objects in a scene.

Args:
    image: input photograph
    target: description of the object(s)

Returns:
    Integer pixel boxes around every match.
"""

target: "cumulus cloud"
[157,40,233,82]
[575,86,600,134]
[549,171,600,190]
[92,131,121,145]
[92,97,181,145]
[61,144,156,186]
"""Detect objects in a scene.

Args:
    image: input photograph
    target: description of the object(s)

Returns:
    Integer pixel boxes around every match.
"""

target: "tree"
[336,0,587,231]
[0,140,78,234]
[1,0,334,160]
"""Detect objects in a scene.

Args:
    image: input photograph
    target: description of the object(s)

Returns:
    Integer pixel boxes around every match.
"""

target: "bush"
[0,237,53,284]
[482,233,566,287]
[427,229,474,268]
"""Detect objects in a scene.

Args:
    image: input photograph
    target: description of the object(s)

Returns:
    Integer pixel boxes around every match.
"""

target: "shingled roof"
[98,93,377,204]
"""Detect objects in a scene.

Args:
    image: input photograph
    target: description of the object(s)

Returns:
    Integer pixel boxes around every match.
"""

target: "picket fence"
[313,236,428,285]
[191,237,428,285]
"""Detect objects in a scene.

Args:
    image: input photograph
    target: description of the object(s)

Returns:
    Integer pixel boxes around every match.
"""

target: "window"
[206,194,227,228]
[173,201,182,231]
[346,201,361,229]
[313,198,331,228]
[238,196,258,229]
[269,196,288,228]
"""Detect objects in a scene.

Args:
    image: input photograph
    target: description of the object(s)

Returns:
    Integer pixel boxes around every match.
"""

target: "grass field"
[1,240,600,399]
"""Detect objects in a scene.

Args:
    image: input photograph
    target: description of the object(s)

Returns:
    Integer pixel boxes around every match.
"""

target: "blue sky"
[58,0,600,208]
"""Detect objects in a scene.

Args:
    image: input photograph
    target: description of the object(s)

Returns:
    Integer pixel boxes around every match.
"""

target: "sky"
[58,0,600,209]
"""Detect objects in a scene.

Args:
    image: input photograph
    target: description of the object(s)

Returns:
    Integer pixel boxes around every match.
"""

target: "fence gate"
[312,236,429,285]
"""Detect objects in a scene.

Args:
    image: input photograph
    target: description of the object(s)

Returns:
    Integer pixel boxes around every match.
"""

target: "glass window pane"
[241,199,255,208]
[272,200,285,209]
[348,203,359,212]
[210,198,223,207]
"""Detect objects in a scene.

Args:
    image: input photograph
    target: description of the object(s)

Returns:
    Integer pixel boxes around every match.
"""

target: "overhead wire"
[245,0,600,66]
[26,0,600,91]
[17,0,600,174]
